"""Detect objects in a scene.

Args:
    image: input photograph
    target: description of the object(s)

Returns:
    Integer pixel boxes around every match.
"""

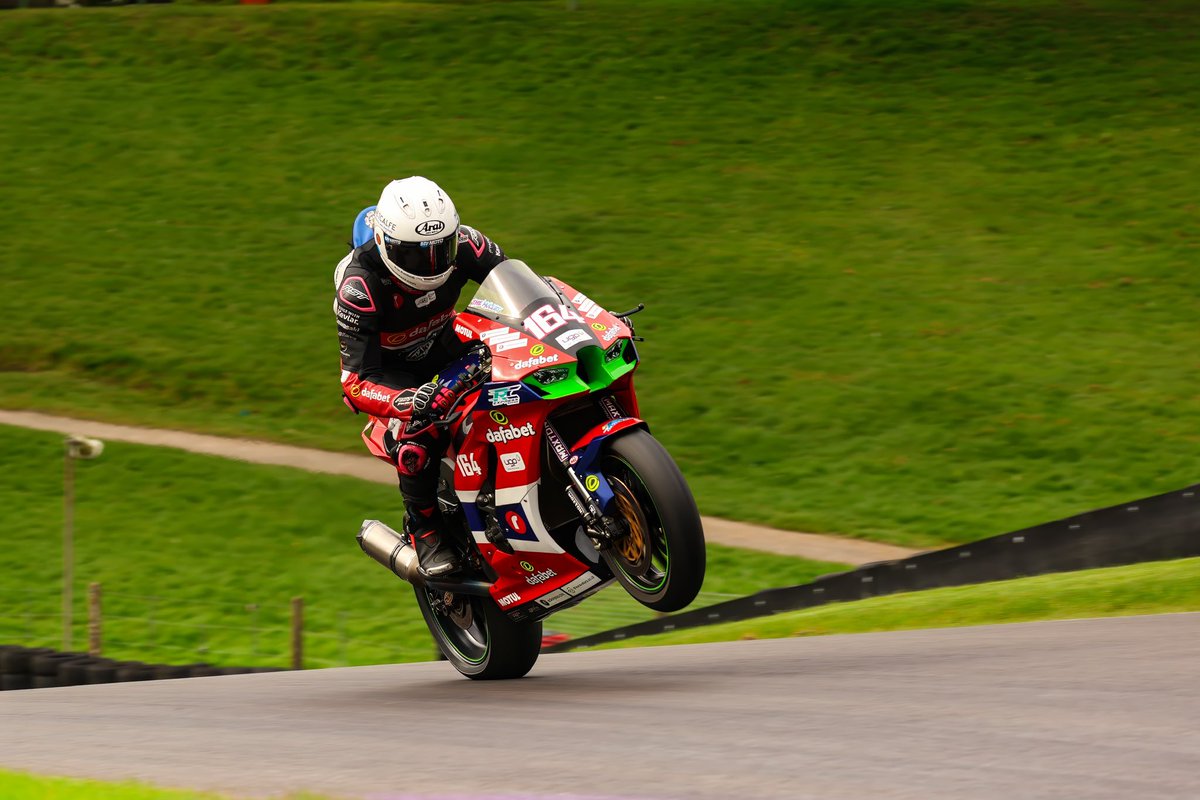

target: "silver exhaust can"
[357,519,425,586]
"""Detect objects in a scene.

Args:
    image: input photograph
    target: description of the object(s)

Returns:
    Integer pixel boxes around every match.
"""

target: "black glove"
[410,380,458,422]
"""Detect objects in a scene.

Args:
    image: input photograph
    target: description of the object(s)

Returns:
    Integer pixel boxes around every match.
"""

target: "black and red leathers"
[335,225,506,533]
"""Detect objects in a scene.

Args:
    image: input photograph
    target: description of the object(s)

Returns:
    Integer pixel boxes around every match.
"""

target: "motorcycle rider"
[334,176,507,577]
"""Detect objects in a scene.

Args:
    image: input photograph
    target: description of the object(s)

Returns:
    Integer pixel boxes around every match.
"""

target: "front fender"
[571,416,646,457]
[569,417,648,514]
[571,417,648,465]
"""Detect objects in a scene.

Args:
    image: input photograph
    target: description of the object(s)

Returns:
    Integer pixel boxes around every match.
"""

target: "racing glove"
[410,380,458,422]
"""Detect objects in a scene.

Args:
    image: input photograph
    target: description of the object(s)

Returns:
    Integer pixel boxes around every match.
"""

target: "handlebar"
[613,303,646,342]
[428,341,491,429]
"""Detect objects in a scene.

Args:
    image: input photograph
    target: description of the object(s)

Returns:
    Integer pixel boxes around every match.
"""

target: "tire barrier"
[0,646,289,691]
[547,482,1200,652]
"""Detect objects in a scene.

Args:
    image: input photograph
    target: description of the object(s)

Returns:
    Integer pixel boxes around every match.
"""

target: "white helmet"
[372,176,460,291]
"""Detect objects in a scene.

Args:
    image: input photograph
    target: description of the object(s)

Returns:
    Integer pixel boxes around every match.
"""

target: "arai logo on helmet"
[415,220,446,237]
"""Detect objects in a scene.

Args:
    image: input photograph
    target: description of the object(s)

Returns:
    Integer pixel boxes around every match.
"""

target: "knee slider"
[397,441,429,476]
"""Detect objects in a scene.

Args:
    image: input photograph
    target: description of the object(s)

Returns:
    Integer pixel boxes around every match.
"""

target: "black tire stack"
[0,644,286,691]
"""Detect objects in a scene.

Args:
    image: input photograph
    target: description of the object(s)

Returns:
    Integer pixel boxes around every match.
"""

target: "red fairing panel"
[360,417,394,464]
[483,548,598,611]
[549,278,628,335]
[454,312,575,384]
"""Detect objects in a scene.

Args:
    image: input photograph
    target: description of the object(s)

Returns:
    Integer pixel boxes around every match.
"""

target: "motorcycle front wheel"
[600,430,706,613]
[414,586,542,680]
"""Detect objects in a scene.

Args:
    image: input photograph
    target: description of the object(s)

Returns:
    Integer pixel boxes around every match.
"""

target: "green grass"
[0,769,331,800]
[1,1,1198,550]
[0,424,847,666]
[588,556,1200,650]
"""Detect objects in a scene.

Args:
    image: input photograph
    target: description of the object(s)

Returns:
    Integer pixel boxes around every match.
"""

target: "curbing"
[546,482,1200,652]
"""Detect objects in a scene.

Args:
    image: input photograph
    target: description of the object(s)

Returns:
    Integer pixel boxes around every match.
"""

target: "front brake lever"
[613,303,645,341]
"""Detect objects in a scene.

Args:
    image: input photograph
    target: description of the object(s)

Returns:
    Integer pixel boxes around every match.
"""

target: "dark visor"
[383,234,458,279]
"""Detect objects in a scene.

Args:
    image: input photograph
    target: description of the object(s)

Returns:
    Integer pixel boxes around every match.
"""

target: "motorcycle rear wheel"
[600,430,706,613]
[414,586,542,680]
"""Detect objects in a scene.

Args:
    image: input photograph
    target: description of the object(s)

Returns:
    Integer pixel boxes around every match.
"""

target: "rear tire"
[415,587,542,680]
[600,430,705,612]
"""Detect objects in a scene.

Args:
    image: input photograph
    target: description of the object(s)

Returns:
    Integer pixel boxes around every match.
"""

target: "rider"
[334,176,508,577]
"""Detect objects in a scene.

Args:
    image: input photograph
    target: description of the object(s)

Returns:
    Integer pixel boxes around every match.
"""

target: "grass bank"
[588,557,1200,650]
[0,424,847,667]
[0,769,327,800]
[1,1,1198,548]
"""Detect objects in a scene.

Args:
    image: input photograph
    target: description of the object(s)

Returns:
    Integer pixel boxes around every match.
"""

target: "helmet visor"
[382,233,459,284]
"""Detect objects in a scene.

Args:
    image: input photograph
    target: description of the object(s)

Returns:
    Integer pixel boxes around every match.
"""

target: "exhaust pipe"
[357,520,425,586]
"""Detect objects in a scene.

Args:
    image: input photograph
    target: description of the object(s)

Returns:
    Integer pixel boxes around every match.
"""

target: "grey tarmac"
[1,613,1197,799]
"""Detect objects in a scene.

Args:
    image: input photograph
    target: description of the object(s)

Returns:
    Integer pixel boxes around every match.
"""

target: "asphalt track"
[2,614,1198,799]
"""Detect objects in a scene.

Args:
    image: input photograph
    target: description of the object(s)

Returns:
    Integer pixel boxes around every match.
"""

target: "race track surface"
[2,614,1198,800]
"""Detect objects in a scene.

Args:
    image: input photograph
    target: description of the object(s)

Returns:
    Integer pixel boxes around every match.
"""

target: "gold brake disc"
[610,476,649,565]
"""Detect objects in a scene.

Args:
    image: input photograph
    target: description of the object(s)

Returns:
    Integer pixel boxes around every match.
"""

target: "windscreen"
[465,259,560,321]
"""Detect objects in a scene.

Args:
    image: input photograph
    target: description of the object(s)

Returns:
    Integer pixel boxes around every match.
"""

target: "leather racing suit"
[334,224,507,538]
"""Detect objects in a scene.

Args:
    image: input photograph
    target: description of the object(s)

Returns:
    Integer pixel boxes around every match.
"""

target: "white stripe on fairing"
[460,482,566,555]
[495,483,535,506]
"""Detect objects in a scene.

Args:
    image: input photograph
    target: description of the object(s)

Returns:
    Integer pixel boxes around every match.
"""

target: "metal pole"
[63,448,74,651]
[62,435,103,652]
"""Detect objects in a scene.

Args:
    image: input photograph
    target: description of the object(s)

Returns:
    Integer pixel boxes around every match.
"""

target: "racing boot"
[405,509,460,578]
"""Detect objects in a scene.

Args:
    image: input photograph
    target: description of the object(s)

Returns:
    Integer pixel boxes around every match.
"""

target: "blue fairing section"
[352,206,377,249]
[461,503,485,533]
[572,421,646,515]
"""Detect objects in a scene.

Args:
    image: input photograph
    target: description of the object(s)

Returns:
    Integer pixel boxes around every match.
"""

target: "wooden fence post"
[63,451,74,651]
[291,596,304,670]
[87,582,102,656]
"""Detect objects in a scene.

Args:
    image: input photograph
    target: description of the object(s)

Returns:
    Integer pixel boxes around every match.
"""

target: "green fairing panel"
[525,342,636,398]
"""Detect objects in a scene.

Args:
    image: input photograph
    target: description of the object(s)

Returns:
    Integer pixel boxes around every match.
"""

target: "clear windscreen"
[465,259,560,321]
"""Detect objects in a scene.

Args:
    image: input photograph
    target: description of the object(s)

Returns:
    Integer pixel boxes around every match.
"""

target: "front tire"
[600,430,706,612]
[414,587,542,680]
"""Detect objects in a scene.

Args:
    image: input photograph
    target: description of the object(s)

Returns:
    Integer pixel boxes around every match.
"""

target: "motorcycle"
[356,258,705,679]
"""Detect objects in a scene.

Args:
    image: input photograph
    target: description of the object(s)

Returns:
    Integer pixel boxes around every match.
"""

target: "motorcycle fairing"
[427,260,647,620]
[361,416,394,464]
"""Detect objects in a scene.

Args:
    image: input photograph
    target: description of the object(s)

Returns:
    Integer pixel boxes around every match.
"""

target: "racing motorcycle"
[356,259,705,679]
